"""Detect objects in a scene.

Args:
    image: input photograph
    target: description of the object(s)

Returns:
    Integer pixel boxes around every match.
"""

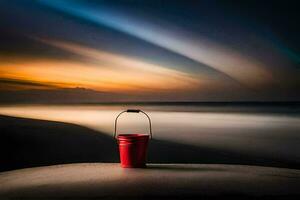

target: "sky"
[0,0,299,102]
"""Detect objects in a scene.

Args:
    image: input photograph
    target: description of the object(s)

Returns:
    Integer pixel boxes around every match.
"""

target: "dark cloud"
[0,78,53,87]
[0,31,80,62]
[0,78,57,91]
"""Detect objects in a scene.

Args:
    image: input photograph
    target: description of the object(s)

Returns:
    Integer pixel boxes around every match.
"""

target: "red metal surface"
[117,134,149,168]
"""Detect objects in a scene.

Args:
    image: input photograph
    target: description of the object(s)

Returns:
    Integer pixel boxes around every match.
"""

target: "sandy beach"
[1,113,300,171]
[1,105,300,198]
[1,163,300,198]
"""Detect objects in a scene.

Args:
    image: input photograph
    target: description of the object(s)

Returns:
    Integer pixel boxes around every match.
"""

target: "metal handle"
[114,109,152,139]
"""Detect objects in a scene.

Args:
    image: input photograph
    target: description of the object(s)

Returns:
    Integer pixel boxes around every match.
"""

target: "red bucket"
[114,109,152,168]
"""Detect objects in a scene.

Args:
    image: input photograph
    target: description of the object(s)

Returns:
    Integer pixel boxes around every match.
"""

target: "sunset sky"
[0,0,299,102]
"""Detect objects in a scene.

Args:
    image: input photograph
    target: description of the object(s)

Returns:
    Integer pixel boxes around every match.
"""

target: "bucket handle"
[114,109,152,139]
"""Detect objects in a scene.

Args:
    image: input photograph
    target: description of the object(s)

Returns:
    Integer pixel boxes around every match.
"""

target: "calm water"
[1,104,300,165]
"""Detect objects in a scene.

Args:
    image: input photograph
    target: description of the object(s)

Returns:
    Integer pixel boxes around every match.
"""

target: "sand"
[0,163,300,198]
[1,114,300,198]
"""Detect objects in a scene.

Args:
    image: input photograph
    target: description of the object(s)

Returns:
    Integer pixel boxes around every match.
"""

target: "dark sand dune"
[0,115,299,172]
[0,115,118,171]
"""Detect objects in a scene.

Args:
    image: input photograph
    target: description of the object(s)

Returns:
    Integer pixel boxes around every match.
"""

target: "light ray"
[39,0,273,88]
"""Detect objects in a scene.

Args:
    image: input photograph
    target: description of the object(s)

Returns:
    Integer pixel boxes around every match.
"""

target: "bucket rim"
[117,133,149,141]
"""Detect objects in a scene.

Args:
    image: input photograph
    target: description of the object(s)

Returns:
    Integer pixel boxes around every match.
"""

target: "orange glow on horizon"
[0,41,202,93]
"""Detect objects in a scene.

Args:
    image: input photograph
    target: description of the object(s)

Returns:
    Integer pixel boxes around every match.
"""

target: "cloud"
[0,39,202,93]
[0,78,60,91]
[39,0,274,88]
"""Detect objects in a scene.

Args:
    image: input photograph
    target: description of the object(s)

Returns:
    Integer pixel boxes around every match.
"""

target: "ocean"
[1,102,300,168]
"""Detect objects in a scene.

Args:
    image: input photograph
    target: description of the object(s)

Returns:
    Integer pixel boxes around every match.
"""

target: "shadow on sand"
[0,115,299,172]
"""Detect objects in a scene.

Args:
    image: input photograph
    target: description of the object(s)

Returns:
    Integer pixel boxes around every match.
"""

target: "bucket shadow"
[1,115,299,172]
[146,164,229,172]
[148,137,300,169]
